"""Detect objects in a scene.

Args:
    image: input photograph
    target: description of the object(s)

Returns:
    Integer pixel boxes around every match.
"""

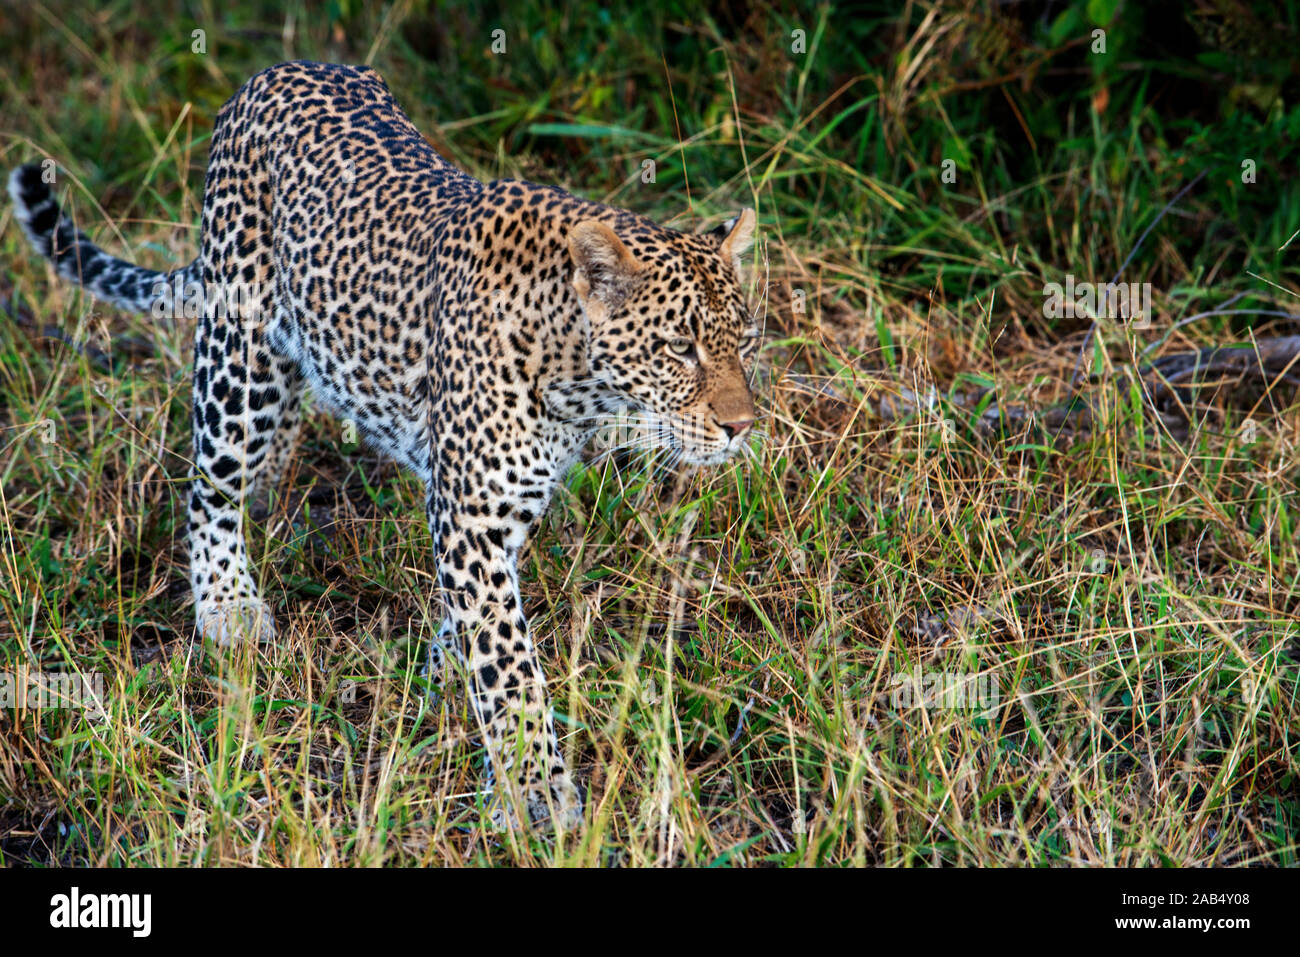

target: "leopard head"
[568,210,760,466]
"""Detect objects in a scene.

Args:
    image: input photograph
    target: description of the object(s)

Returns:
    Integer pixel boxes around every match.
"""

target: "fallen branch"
[868,335,1300,441]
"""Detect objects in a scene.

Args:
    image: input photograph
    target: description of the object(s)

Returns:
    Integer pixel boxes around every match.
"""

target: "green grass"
[1,0,1298,866]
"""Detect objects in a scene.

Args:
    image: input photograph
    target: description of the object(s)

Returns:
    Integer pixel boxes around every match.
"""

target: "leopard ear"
[715,208,756,267]
[568,220,641,307]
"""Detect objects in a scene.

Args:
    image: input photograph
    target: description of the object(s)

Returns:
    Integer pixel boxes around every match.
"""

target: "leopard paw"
[196,598,276,646]
[486,772,584,832]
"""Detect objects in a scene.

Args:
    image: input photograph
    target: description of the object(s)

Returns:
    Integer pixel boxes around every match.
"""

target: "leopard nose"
[718,417,754,440]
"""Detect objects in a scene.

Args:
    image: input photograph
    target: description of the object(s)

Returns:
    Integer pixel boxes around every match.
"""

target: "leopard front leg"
[431,511,581,830]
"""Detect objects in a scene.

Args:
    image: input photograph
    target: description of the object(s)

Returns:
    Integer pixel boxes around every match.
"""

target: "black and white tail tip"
[8,163,64,260]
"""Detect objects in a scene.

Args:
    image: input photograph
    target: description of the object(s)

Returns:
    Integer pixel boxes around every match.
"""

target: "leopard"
[8,60,760,829]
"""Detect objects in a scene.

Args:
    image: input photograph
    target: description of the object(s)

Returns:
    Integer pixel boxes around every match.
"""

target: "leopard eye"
[666,337,694,357]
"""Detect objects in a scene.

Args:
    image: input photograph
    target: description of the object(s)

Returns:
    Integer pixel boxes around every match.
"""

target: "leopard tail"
[8,163,199,315]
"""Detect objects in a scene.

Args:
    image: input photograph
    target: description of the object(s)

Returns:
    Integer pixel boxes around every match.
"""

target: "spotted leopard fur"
[9,60,759,828]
